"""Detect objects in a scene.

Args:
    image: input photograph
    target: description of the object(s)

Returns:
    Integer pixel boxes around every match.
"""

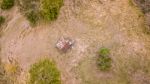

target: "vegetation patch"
[0,65,12,84]
[133,0,150,14]
[17,0,63,24]
[97,48,111,71]
[0,59,12,84]
[40,0,63,21]
[133,0,150,34]
[0,0,14,10]
[78,49,150,84]
[0,16,5,26]
[17,0,41,24]
[29,59,61,84]
[26,11,39,25]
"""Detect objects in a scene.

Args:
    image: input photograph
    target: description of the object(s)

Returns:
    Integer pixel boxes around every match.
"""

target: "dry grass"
[78,48,150,84]
[1,0,150,84]
[75,0,150,84]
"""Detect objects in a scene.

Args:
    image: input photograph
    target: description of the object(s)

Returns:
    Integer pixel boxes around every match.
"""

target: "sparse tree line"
[0,0,63,26]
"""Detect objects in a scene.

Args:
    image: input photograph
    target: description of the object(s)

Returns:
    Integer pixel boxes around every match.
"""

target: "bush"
[40,0,63,21]
[17,0,40,24]
[17,0,63,24]
[26,11,39,25]
[29,59,61,84]
[0,16,5,26]
[98,48,111,71]
[0,0,14,10]
[134,0,150,13]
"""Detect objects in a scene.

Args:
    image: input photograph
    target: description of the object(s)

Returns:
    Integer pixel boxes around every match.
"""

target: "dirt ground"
[1,0,150,84]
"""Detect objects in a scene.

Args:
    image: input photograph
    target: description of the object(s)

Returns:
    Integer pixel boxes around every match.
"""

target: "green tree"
[1,0,14,10]
[29,59,61,84]
[40,0,63,21]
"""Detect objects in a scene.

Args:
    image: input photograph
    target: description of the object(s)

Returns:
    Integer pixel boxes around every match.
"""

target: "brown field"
[1,0,150,84]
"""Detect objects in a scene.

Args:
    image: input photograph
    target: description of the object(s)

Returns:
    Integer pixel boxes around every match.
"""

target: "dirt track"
[1,0,150,84]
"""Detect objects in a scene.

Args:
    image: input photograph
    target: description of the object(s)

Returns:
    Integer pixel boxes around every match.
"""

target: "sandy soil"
[1,0,150,84]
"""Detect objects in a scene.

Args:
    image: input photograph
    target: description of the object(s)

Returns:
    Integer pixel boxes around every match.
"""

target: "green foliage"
[40,0,63,21]
[0,0,14,10]
[98,48,111,71]
[29,59,61,84]
[99,48,110,56]
[17,0,40,25]
[17,0,63,24]
[26,11,39,25]
[0,16,5,26]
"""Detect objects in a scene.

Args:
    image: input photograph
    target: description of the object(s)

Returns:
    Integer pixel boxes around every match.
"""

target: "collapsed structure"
[56,37,75,52]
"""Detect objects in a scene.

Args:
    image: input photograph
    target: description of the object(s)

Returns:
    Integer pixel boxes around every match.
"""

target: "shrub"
[40,0,63,21]
[26,11,39,25]
[98,48,111,71]
[29,59,61,84]
[17,0,40,24]
[0,0,14,10]
[17,0,63,24]
[134,0,150,13]
[0,16,5,26]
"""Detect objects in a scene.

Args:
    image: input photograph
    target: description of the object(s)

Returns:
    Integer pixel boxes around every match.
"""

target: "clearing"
[1,0,150,84]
